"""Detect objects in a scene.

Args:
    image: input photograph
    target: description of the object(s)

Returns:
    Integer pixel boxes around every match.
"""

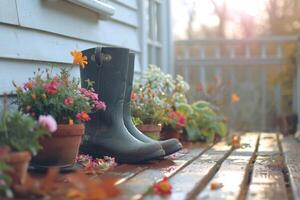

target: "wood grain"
[281,136,300,200]
[143,142,233,200]
[246,133,288,200]
[114,147,209,200]
[194,133,259,200]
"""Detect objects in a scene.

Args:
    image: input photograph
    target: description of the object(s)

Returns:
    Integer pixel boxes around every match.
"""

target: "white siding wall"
[0,0,143,94]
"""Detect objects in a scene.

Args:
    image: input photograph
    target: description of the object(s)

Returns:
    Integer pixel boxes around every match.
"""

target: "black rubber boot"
[123,53,183,156]
[79,47,165,163]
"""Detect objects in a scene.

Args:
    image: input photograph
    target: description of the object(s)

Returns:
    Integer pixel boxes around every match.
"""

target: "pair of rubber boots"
[80,47,182,163]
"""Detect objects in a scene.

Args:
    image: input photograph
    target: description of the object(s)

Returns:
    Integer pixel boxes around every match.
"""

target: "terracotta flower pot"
[137,124,162,140]
[31,124,84,168]
[160,125,182,140]
[7,151,31,185]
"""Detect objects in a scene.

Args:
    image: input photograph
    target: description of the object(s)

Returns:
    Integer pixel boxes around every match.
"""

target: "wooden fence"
[175,36,298,132]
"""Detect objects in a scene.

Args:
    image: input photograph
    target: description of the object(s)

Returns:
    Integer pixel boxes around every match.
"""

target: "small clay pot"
[7,151,31,185]
[160,125,182,140]
[31,124,84,168]
[137,124,162,140]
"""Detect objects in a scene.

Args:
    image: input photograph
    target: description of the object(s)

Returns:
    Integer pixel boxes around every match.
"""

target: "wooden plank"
[246,133,288,200]
[143,142,232,200]
[97,148,194,185]
[113,146,209,200]
[281,136,300,199]
[194,133,259,200]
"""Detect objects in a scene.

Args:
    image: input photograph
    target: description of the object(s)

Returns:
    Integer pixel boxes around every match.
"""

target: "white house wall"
[0,0,142,94]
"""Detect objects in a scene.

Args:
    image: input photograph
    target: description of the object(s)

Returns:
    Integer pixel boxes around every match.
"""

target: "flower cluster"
[167,111,186,129]
[79,88,106,110]
[13,51,106,124]
[131,65,189,127]
[76,154,117,174]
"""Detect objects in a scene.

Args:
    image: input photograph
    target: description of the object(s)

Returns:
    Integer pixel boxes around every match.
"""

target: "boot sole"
[79,144,165,164]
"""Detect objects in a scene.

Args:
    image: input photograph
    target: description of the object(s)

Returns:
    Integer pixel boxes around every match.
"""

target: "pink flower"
[64,97,74,106]
[38,115,57,133]
[43,81,60,94]
[94,101,106,110]
[79,88,99,100]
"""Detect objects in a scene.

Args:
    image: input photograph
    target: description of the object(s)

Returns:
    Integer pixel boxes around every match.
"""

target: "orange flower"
[71,50,88,69]
[231,93,240,103]
[24,82,33,89]
[232,135,240,148]
[153,177,172,196]
[76,112,91,122]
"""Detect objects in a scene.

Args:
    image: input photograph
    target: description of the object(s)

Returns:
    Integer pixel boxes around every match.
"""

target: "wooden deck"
[10,132,300,199]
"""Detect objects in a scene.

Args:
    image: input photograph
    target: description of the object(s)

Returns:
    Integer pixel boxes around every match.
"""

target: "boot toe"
[159,139,182,156]
[117,142,165,164]
[135,143,165,162]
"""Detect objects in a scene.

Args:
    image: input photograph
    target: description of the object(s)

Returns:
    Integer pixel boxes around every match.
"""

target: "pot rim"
[50,124,85,136]
[8,151,32,164]
[137,124,162,132]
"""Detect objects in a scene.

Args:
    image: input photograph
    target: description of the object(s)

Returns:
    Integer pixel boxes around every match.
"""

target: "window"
[146,0,162,67]
[139,0,172,73]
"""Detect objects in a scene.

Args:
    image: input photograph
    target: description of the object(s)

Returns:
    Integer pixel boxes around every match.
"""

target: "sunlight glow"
[226,0,267,17]
[172,0,268,39]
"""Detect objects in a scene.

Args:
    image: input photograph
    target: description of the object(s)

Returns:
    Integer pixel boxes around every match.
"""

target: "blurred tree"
[210,0,228,38]
[266,0,300,35]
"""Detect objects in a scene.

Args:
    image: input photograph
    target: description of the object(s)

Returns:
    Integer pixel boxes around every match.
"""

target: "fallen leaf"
[210,182,223,190]
[153,177,172,196]
[232,135,241,148]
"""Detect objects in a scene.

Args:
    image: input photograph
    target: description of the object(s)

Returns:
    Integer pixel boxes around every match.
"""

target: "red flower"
[168,111,186,128]
[24,82,34,89]
[64,97,74,106]
[153,177,172,196]
[76,112,91,122]
[43,81,60,94]
[177,114,186,128]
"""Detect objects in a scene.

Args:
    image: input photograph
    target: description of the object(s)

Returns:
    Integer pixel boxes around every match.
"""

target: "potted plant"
[0,109,49,185]
[131,87,167,140]
[132,65,189,140]
[176,101,227,143]
[13,50,106,168]
[160,110,187,140]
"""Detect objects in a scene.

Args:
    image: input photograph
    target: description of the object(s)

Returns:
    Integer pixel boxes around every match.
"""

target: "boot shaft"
[80,47,130,135]
[124,53,135,105]
[80,47,130,106]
